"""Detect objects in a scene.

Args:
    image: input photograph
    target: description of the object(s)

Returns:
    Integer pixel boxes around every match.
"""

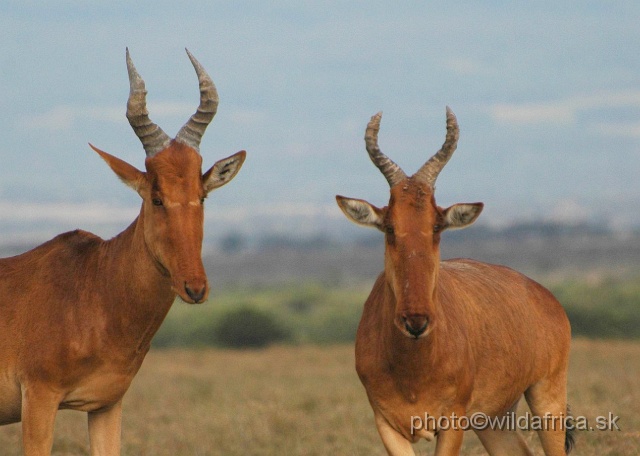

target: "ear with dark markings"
[203,150,247,194]
[442,202,484,230]
[335,195,386,231]
[89,143,146,194]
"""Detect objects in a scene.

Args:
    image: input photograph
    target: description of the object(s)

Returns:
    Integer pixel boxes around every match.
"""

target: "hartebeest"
[336,109,573,455]
[0,49,245,455]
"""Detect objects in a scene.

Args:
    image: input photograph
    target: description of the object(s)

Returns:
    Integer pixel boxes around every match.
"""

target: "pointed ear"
[89,143,145,193]
[203,150,246,194]
[442,202,484,230]
[336,195,385,231]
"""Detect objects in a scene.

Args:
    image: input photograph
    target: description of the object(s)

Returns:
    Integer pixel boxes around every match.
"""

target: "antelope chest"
[358,357,465,442]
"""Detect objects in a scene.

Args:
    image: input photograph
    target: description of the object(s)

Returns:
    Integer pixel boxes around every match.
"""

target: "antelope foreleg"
[21,384,61,456]
[374,412,416,456]
[88,399,123,456]
[475,427,534,456]
[434,427,464,455]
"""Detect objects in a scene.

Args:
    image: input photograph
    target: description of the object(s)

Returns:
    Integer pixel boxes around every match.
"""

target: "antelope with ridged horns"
[336,108,573,455]
[0,49,245,455]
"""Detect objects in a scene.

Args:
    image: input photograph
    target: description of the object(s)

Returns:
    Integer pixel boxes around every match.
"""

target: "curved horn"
[125,48,171,157]
[175,49,219,151]
[413,106,459,187]
[365,112,407,187]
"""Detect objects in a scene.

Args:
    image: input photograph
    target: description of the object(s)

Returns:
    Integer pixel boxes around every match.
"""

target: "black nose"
[185,283,206,303]
[404,315,429,338]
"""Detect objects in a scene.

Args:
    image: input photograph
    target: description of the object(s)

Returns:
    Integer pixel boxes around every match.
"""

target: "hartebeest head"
[337,108,483,338]
[90,49,245,304]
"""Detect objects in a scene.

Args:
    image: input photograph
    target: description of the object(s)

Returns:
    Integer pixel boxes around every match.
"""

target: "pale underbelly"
[0,369,134,425]
[59,371,134,412]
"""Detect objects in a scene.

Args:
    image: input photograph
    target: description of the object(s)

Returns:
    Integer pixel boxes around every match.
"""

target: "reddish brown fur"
[341,179,572,455]
[0,140,245,455]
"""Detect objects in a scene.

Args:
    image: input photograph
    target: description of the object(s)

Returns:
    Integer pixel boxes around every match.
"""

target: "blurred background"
[1,0,638,340]
[0,2,638,453]
[1,1,639,243]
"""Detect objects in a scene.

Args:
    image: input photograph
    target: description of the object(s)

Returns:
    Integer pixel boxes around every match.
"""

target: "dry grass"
[1,339,638,455]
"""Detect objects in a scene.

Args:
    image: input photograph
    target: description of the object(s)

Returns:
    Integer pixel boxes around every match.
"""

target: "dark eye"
[433,224,442,233]
[200,197,205,204]
[385,225,395,236]
[152,198,163,206]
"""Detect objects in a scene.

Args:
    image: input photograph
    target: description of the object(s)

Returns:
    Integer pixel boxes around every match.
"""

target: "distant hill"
[202,222,640,288]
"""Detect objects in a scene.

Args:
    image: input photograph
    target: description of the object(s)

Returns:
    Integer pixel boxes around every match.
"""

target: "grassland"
[0,339,638,455]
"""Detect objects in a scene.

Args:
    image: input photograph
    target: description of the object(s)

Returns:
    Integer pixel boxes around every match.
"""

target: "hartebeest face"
[337,109,483,338]
[90,49,245,304]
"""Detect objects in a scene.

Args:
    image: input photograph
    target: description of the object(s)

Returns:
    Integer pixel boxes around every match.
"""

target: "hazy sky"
[1,1,639,241]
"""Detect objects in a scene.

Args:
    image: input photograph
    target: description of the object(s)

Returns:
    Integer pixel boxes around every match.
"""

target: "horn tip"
[125,48,141,84]
[445,105,457,120]
[185,48,200,68]
[367,111,382,131]
[445,106,458,130]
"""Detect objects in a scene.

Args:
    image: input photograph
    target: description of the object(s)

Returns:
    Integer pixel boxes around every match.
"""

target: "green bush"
[152,308,219,348]
[285,285,323,314]
[151,279,640,349]
[565,306,638,339]
[305,306,361,344]
[213,305,292,348]
[151,283,369,348]
[551,279,640,339]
